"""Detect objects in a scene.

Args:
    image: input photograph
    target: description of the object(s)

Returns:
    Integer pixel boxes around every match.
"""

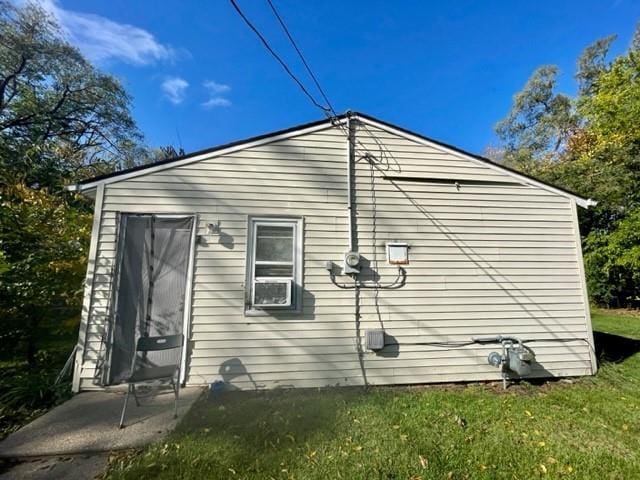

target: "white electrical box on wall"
[386,242,409,265]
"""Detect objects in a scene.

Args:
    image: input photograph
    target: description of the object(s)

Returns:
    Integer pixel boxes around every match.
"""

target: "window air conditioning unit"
[252,279,292,308]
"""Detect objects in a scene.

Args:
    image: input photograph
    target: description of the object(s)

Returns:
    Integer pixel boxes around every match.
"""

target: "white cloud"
[35,0,175,65]
[162,77,189,105]
[202,80,232,108]
[203,80,231,94]
[202,97,232,108]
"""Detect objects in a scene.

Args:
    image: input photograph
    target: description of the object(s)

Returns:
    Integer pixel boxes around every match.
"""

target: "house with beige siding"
[66,112,598,392]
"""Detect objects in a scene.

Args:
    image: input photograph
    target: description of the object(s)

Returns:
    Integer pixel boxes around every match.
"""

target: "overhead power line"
[230,0,360,143]
[265,0,337,118]
[229,0,332,115]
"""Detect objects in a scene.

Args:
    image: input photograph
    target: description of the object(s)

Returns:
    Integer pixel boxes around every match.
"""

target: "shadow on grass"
[594,330,640,364]
[174,387,360,469]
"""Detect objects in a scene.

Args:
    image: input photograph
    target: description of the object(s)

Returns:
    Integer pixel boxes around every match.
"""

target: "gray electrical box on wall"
[343,251,361,275]
[365,329,385,351]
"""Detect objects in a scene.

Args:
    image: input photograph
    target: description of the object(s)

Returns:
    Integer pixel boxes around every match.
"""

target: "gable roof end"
[65,112,595,208]
[354,113,596,209]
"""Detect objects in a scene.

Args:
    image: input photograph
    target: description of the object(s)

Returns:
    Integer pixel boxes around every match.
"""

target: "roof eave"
[67,114,344,190]
[63,111,596,209]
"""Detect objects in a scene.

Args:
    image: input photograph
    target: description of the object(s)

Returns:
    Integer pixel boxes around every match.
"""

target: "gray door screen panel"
[109,215,194,385]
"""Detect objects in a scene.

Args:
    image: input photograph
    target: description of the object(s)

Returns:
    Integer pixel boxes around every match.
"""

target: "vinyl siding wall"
[75,120,595,391]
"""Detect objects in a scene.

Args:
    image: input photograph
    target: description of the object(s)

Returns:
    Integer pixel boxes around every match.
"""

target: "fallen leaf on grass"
[419,455,428,469]
[455,416,468,429]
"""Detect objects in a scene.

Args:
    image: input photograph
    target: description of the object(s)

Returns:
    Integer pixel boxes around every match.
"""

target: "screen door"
[108,214,194,384]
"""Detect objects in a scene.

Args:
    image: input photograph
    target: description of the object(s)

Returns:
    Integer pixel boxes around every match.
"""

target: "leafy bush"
[0,349,73,439]
[0,368,69,410]
[0,184,90,363]
[584,207,640,307]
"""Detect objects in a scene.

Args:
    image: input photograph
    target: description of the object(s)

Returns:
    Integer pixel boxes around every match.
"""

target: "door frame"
[104,212,197,386]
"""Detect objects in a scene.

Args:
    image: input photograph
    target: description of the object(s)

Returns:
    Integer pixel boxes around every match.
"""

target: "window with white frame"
[246,217,302,312]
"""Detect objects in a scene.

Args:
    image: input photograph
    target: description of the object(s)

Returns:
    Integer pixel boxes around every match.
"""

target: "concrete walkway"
[0,386,203,479]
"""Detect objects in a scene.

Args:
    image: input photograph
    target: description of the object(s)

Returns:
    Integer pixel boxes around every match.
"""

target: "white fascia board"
[65,119,344,193]
[66,184,98,196]
[357,116,596,209]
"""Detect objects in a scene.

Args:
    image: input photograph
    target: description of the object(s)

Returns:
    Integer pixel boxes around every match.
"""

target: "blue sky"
[41,0,639,155]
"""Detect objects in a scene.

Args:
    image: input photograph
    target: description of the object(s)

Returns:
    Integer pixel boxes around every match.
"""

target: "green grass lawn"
[591,308,640,339]
[102,310,639,479]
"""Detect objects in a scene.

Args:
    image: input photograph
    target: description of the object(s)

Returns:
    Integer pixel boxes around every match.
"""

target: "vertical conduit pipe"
[346,113,355,252]
[346,113,368,385]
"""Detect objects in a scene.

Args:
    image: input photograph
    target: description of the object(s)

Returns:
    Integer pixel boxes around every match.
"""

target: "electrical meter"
[343,251,361,274]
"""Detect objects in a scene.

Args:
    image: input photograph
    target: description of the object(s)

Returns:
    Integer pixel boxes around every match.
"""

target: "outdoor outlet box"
[386,242,409,265]
[365,329,385,351]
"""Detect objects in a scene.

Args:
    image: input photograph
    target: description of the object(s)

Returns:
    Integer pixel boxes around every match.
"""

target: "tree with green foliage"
[0,1,143,364]
[495,65,578,166]
[0,0,141,191]
[494,24,640,308]
[0,184,91,363]
[584,209,640,307]
[576,35,617,96]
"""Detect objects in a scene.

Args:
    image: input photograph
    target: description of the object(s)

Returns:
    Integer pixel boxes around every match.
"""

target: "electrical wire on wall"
[367,150,383,328]
[329,120,408,290]
[329,267,406,290]
[381,337,595,356]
